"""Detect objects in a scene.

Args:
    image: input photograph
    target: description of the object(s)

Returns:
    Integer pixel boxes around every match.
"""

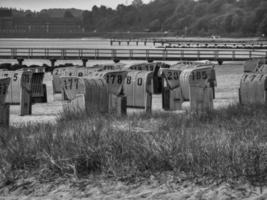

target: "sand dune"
[0,173,266,200]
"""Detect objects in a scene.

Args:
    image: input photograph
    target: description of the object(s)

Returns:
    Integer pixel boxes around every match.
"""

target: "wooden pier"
[110,38,267,49]
[0,48,266,65]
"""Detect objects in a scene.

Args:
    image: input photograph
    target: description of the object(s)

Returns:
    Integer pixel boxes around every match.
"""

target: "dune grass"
[0,104,266,186]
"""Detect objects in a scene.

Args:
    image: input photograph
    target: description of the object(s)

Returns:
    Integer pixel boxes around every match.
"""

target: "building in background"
[0,9,13,32]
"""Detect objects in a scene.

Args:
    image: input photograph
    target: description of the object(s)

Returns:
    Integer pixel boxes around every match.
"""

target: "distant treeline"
[1,0,267,37]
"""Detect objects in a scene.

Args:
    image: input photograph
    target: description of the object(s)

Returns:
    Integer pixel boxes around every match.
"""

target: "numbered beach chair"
[239,73,267,105]
[161,69,183,111]
[0,70,46,106]
[20,71,45,116]
[123,71,153,113]
[60,76,86,111]
[0,70,23,104]
[243,58,265,73]
[179,65,217,114]
[61,76,109,115]
[92,63,126,72]
[52,66,77,94]
[89,70,128,115]
[129,62,170,94]
[0,77,11,127]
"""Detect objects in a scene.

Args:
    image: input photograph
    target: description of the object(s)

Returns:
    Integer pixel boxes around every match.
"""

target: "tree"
[64,10,74,18]
[132,0,144,7]
[82,10,93,31]
[223,14,234,32]
[6,0,266,36]
[231,14,243,32]
[241,13,257,36]
[25,12,33,18]
[258,15,267,36]
[208,0,225,13]
[148,19,161,31]
[193,2,208,17]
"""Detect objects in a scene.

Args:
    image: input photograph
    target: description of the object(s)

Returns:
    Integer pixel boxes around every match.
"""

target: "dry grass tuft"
[0,104,266,186]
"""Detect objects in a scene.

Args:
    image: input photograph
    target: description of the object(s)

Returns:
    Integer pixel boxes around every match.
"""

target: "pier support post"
[217,59,223,65]
[20,72,33,116]
[147,58,154,63]
[113,58,120,63]
[17,58,24,65]
[50,58,57,67]
[82,58,88,67]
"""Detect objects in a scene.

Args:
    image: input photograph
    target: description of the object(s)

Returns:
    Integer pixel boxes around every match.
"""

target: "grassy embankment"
[0,104,266,187]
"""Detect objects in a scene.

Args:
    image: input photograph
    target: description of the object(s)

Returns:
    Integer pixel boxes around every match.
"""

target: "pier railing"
[0,48,266,62]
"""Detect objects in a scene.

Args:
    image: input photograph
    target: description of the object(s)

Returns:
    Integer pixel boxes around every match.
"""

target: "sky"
[0,0,151,11]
